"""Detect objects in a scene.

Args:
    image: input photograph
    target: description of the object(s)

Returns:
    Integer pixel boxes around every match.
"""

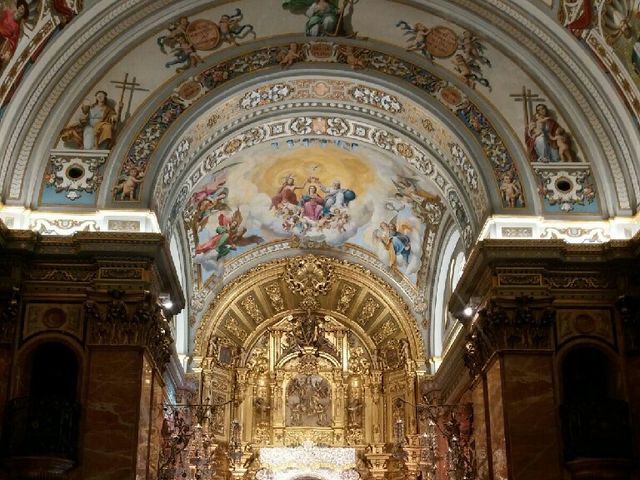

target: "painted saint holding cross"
[59,73,148,151]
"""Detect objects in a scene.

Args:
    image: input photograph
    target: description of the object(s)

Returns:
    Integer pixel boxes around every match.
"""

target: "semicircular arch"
[193,254,426,365]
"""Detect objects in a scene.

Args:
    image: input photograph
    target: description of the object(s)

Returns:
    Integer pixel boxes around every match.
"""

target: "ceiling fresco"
[183,142,445,291]
[0,0,82,118]
[151,77,486,216]
[0,0,639,358]
[559,0,640,121]
[31,0,603,218]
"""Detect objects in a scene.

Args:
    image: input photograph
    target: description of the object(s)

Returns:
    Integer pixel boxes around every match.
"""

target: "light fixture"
[463,306,474,318]
[159,294,173,311]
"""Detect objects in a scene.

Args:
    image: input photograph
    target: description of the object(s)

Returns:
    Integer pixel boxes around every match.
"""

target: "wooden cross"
[510,86,545,128]
[110,73,150,125]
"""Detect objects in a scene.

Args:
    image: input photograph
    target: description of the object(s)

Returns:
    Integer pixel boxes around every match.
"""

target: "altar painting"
[286,374,332,427]
[186,142,442,285]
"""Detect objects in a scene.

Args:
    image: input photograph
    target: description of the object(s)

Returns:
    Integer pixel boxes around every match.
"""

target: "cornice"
[449,236,640,314]
[0,230,185,310]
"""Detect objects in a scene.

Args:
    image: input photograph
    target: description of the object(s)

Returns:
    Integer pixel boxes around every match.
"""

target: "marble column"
[81,348,152,480]
[500,352,562,480]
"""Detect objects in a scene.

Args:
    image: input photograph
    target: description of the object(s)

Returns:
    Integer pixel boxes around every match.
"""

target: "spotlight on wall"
[463,306,474,318]
[159,294,173,311]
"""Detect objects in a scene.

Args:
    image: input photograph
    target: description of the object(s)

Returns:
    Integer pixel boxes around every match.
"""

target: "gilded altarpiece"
[193,255,427,478]
[237,312,376,448]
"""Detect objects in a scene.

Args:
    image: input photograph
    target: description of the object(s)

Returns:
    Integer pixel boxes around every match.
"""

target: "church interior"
[0,0,639,479]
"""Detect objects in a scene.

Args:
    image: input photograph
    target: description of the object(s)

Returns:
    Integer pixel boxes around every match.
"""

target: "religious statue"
[60,91,122,150]
[254,396,272,426]
[347,396,363,427]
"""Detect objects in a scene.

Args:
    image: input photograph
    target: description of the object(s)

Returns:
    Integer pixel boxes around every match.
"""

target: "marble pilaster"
[486,359,507,480]
[147,369,164,480]
[471,378,490,480]
[135,356,153,480]
[82,348,142,480]
[502,353,562,480]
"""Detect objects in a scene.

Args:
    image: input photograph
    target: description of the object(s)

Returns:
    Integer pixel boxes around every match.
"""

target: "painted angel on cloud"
[191,173,230,231]
[374,216,412,269]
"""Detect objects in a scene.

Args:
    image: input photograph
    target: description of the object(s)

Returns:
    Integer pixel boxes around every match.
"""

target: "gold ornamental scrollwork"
[285,255,335,298]
[194,255,425,367]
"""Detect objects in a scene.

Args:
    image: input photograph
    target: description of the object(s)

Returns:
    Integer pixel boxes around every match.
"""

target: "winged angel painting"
[600,0,640,85]
[183,143,443,286]
[0,0,76,71]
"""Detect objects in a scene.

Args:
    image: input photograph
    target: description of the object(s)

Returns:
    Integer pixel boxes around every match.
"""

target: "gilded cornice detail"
[83,290,174,372]
[462,296,556,379]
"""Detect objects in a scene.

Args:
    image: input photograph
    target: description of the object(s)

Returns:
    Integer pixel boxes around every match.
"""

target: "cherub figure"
[396,20,433,60]
[176,34,203,72]
[549,127,576,162]
[279,42,303,68]
[218,8,255,45]
[333,209,349,232]
[459,31,491,67]
[500,173,521,208]
[339,45,366,69]
[113,166,144,200]
[157,17,203,72]
[453,54,491,91]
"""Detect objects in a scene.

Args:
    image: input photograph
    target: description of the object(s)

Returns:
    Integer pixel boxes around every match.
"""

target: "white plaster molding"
[0,206,160,234]
[478,213,640,243]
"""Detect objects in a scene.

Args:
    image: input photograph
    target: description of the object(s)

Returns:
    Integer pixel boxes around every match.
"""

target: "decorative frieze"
[85,290,174,371]
[463,297,555,378]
